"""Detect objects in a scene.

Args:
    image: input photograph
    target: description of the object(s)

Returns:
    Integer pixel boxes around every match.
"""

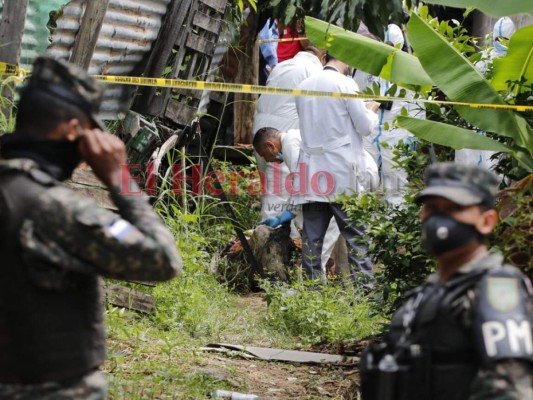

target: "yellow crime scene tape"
[257,37,307,44]
[0,62,30,78]
[1,61,533,112]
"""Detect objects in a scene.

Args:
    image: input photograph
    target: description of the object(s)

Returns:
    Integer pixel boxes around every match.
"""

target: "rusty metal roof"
[47,0,172,120]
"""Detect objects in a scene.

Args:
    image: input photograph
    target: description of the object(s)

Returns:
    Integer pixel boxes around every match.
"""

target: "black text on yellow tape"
[257,37,307,44]
[1,61,532,113]
[0,62,30,77]
[94,75,533,113]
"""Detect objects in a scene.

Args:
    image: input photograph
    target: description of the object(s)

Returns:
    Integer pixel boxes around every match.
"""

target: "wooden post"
[0,0,29,121]
[69,0,110,70]
[233,11,258,144]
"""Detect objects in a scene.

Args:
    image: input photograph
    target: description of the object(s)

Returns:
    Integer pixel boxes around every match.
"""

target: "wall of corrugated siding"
[47,0,172,120]
[0,0,68,70]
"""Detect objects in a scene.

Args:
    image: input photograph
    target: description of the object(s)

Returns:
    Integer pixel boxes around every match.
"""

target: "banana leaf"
[492,24,533,93]
[407,13,531,152]
[396,116,512,152]
[305,17,433,87]
[423,0,533,17]
[397,116,533,172]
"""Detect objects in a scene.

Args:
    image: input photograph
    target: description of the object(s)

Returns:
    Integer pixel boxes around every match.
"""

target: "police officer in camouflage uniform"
[0,57,182,399]
[361,162,533,400]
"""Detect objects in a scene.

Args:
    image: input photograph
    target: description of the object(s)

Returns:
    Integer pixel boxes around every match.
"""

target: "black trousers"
[301,202,373,283]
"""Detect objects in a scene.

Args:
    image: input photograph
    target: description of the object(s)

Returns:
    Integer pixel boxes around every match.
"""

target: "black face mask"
[421,213,483,256]
[0,134,82,181]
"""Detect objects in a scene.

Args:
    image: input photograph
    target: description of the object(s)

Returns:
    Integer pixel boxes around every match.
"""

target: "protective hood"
[493,17,516,41]
[385,24,404,49]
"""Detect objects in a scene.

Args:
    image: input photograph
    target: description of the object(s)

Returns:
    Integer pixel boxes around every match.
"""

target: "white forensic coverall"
[252,51,344,271]
[356,24,424,204]
[457,17,517,170]
[295,65,378,282]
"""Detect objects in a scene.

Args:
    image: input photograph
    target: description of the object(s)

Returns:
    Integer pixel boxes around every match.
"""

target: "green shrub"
[493,174,533,273]
[0,79,18,134]
[261,278,386,345]
[150,207,234,338]
[343,191,435,317]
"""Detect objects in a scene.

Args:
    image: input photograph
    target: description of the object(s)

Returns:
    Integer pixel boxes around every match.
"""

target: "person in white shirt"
[357,24,424,204]
[253,127,379,278]
[252,45,326,226]
[295,54,379,283]
[476,16,517,74]
[456,17,516,170]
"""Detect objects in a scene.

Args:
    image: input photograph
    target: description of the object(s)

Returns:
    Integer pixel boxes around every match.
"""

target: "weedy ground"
[103,201,384,399]
[104,290,377,399]
[0,106,383,398]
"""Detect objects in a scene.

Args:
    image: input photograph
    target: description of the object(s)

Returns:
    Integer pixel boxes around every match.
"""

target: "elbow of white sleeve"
[362,112,379,137]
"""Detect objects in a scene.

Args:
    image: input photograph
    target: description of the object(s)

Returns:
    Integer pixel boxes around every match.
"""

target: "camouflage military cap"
[24,56,104,129]
[415,162,499,206]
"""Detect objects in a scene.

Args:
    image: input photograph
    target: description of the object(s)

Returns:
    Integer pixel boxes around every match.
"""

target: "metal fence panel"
[47,0,172,120]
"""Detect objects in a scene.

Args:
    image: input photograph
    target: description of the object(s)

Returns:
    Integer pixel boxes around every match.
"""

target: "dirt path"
[105,294,362,399]
[197,353,359,399]
[197,295,361,399]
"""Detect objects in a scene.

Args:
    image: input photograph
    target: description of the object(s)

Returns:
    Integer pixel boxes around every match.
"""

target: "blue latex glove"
[259,211,295,228]
[259,216,281,228]
[279,210,296,224]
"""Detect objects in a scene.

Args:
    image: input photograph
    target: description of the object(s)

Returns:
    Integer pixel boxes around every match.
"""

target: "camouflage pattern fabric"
[20,181,182,282]
[23,56,104,129]
[470,360,533,400]
[416,162,500,206]
[0,370,106,400]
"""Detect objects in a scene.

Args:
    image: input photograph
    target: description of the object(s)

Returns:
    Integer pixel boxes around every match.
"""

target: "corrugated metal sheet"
[0,0,68,70]
[47,0,171,120]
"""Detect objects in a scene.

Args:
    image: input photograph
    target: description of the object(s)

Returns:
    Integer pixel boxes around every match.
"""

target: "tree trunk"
[233,12,258,144]
[0,0,29,121]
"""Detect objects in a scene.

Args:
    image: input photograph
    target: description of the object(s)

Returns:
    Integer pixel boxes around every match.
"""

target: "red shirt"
[277,25,303,63]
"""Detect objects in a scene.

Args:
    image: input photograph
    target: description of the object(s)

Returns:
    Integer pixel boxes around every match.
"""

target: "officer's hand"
[78,129,127,189]
[279,210,296,224]
[365,101,380,113]
[259,216,282,228]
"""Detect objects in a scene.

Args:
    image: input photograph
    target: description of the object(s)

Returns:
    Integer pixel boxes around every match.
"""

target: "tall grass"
[0,76,19,134]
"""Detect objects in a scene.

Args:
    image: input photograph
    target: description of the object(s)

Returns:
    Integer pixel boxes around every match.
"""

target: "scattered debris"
[201,343,359,365]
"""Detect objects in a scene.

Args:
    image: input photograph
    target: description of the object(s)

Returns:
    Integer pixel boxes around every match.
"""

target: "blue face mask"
[494,41,508,56]
[275,152,284,162]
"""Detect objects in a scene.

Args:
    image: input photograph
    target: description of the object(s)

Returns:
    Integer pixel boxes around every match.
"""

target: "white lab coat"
[355,73,423,202]
[281,129,379,270]
[252,51,323,221]
[294,68,378,204]
[281,130,378,197]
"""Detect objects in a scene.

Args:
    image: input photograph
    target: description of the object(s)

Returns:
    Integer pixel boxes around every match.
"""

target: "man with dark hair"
[252,42,326,241]
[295,53,379,284]
[361,162,533,400]
[253,127,282,163]
[0,56,181,398]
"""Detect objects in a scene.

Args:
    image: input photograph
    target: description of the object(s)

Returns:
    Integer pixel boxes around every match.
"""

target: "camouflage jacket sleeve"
[469,360,533,400]
[19,183,182,281]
